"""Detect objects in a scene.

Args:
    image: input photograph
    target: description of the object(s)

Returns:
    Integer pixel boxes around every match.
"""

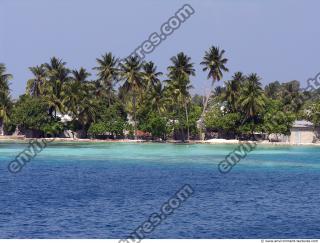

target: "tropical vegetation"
[1,46,319,141]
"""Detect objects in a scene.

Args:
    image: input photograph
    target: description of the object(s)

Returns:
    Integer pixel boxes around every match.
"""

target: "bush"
[11,96,51,134]
[142,113,168,140]
[88,120,126,138]
[88,122,107,137]
[42,121,64,137]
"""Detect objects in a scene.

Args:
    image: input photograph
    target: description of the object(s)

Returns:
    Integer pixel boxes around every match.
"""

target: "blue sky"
[1,0,320,97]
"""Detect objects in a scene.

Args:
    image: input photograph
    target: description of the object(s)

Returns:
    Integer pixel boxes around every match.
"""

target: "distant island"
[1,46,320,144]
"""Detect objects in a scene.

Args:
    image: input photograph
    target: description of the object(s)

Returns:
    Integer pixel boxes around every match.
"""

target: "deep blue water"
[0,142,320,238]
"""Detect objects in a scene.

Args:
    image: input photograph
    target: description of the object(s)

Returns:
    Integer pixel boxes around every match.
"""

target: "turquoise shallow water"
[0,142,320,238]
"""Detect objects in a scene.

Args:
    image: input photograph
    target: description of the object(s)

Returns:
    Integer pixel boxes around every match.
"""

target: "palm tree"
[150,82,166,114]
[93,52,119,106]
[44,57,70,118]
[61,67,97,137]
[239,73,266,135]
[74,88,98,138]
[143,61,163,91]
[26,65,47,97]
[140,61,163,112]
[280,80,302,112]
[0,95,12,131]
[264,81,281,99]
[167,52,195,141]
[72,67,91,84]
[77,96,98,135]
[200,46,229,138]
[62,67,91,116]
[119,56,144,139]
[0,64,12,91]
[224,72,245,112]
[0,63,12,135]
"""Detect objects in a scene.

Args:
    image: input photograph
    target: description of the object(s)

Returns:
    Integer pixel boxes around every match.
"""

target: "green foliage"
[88,122,108,137]
[166,52,195,141]
[205,76,297,139]
[264,81,281,99]
[238,121,264,137]
[221,113,241,132]
[88,120,126,138]
[238,73,266,122]
[205,106,240,136]
[42,120,64,136]
[262,99,296,135]
[140,113,168,140]
[11,96,51,132]
[88,101,127,138]
[224,72,245,112]
[1,47,318,141]
[307,102,320,126]
[265,80,305,113]
[0,63,13,133]
[192,94,204,107]
[187,104,202,136]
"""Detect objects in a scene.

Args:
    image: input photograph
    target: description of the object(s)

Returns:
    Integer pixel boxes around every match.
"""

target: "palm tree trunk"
[133,92,137,140]
[251,125,255,140]
[184,101,190,141]
[179,112,185,142]
[0,119,4,136]
[202,80,215,116]
[199,80,215,140]
[108,91,111,107]
[178,98,185,142]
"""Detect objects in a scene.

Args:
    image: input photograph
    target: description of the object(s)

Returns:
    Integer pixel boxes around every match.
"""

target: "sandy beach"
[1,136,320,146]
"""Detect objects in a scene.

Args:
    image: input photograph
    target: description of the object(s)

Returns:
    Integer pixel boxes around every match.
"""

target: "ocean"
[1,142,319,238]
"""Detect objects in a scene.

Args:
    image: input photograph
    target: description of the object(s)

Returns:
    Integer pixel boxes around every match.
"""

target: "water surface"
[1,142,319,238]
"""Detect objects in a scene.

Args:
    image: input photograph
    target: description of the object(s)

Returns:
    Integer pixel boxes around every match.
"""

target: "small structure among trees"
[289,120,316,144]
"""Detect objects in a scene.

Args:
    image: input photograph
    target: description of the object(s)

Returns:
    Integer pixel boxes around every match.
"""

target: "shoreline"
[1,136,320,146]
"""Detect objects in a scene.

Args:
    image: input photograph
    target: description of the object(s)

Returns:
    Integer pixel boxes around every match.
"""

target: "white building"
[289,120,316,144]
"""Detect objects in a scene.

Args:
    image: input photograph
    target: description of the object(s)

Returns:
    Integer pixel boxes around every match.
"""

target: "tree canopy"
[1,46,318,141]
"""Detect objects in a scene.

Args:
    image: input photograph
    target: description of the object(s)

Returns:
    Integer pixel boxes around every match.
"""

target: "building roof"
[292,120,314,128]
